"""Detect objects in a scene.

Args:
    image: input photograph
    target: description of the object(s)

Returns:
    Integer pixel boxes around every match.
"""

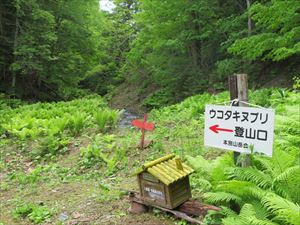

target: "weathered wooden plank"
[229,74,251,166]
[229,74,238,104]
[177,200,221,217]
[129,191,220,224]
[236,74,251,167]
[155,205,203,224]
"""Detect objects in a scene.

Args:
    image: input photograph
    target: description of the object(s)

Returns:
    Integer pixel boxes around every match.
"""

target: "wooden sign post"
[229,74,251,167]
[132,114,155,149]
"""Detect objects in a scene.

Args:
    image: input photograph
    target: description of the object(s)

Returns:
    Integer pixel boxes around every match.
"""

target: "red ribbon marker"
[209,124,234,134]
[132,114,155,149]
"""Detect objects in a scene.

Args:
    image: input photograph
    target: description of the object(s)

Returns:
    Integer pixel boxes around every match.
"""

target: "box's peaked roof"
[135,154,194,185]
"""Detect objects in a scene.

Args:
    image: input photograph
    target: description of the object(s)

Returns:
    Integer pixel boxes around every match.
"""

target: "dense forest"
[0,1,299,225]
[0,0,299,103]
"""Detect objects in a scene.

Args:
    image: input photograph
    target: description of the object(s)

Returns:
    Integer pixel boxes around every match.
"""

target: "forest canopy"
[0,0,299,101]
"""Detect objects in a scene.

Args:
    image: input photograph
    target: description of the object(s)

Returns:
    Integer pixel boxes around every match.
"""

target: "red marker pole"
[140,114,147,149]
[131,114,155,149]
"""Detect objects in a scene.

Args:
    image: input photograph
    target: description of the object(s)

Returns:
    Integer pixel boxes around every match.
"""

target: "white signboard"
[204,105,275,156]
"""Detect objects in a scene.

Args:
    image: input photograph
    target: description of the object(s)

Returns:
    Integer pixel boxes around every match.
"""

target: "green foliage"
[0,95,111,160]
[31,135,70,159]
[202,209,223,225]
[68,113,86,136]
[1,95,105,139]
[204,192,243,205]
[229,0,300,61]
[0,0,110,99]
[150,88,300,225]
[1,73,299,225]
[0,93,24,110]
[262,193,300,225]
[9,166,44,184]
[13,202,53,224]
[8,163,78,185]
[119,0,299,101]
[222,203,279,225]
[293,76,300,90]
[80,134,127,174]
[94,109,121,132]
[142,89,173,109]
[1,0,299,103]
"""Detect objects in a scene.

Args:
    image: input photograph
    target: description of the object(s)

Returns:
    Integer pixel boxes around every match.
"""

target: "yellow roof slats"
[135,154,194,185]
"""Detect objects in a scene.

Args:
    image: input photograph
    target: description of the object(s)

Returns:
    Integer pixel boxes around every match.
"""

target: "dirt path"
[0,177,175,225]
[0,126,176,225]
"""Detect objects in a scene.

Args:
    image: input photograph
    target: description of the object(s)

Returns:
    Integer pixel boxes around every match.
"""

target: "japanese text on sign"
[204,105,275,156]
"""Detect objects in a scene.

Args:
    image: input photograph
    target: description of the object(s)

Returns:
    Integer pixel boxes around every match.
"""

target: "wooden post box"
[134,154,194,209]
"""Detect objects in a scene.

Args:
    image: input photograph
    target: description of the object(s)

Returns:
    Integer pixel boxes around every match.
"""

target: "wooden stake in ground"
[132,114,155,149]
[229,74,251,167]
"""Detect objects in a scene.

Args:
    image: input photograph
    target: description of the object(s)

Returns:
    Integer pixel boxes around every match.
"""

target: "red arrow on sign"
[209,124,234,134]
[132,114,155,149]
[132,119,155,131]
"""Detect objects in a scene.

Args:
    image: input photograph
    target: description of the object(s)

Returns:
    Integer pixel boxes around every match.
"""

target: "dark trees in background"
[0,1,16,91]
[0,0,299,101]
[81,0,139,95]
[123,0,300,103]
[0,0,106,100]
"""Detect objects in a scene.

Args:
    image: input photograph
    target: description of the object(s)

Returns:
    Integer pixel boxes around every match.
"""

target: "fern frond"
[246,186,268,200]
[239,203,256,217]
[252,155,275,175]
[204,192,243,205]
[239,204,279,225]
[227,167,272,189]
[210,153,235,182]
[216,180,254,197]
[192,177,212,191]
[220,206,238,217]
[272,149,296,173]
[186,155,211,175]
[272,166,300,185]
[222,215,248,225]
[262,193,300,225]
[223,204,278,225]
[249,200,273,220]
[272,166,300,201]
[248,216,279,225]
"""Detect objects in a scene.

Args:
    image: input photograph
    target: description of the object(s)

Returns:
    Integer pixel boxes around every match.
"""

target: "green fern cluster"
[0,95,106,139]
[94,109,121,132]
[186,89,300,225]
[0,95,122,158]
[80,134,127,174]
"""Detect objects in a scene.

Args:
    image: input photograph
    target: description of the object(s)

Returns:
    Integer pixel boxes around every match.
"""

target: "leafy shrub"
[0,93,24,110]
[94,109,121,132]
[142,89,173,109]
[249,88,273,107]
[9,166,45,184]
[292,76,300,90]
[94,110,111,132]
[1,95,106,141]
[13,202,53,224]
[80,134,127,174]
[68,113,86,136]
[31,135,70,159]
[0,95,109,159]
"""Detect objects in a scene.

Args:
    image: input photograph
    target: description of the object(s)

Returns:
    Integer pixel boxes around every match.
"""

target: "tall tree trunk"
[246,0,252,36]
[188,7,199,69]
[12,8,19,89]
[189,42,198,68]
